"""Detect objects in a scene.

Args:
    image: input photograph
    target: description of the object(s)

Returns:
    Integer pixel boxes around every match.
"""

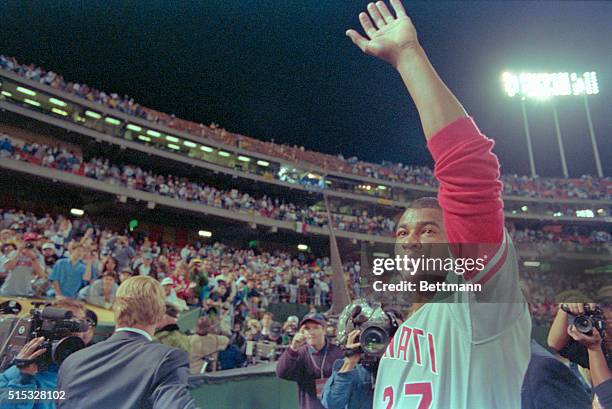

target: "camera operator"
[321,329,373,409]
[0,299,90,409]
[56,276,199,409]
[276,313,344,409]
[548,298,612,407]
[321,301,404,409]
[0,233,46,296]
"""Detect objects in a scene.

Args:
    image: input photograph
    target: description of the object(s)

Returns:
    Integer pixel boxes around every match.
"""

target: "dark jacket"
[276,339,344,409]
[57,331,199,409]
[321,358,373,409]
[594,379,612,408]
[521,340,591,409]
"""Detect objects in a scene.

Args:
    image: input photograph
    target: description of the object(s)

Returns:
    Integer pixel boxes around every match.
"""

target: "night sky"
[1,0,611,177]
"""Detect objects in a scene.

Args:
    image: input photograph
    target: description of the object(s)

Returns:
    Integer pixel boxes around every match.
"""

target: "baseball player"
[346,1,531,408]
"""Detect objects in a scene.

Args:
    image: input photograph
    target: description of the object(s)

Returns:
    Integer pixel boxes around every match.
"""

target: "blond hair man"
[57,276,199,409]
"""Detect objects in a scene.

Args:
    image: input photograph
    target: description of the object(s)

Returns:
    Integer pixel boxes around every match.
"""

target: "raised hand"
[346,0,419,68]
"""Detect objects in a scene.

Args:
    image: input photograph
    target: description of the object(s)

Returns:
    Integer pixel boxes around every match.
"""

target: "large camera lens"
[52,336,85,365]
[573,316,594,335]
[360,326,389,356]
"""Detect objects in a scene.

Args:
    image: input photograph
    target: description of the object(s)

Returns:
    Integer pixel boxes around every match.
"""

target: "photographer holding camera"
[0,299,90,409]
[547,297,612,407]
[276,313,344,409]
[321,329,373,409]
[0,233,46,296]
[321,301,403,409]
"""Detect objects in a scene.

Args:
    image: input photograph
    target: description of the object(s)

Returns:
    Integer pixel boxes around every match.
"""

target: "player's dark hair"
[394,196,441,225]
[407,196,441,210]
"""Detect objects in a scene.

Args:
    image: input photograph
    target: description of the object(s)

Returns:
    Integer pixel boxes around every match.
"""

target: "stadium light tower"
[502,71,602,178]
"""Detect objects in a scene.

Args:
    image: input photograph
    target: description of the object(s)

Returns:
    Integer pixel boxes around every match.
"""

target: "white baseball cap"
[160,277,174,286]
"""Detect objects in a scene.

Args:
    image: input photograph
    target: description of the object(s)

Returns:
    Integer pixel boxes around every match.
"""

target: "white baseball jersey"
[373,231,531,409]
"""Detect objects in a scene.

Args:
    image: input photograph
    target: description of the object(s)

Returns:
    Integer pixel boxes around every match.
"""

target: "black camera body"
[562,304,606,337]
[0,306,88,372]
[337,299,402,369]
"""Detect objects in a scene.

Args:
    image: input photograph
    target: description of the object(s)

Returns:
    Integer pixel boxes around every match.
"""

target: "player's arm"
[346,0,467,141]
[347,0,503,252]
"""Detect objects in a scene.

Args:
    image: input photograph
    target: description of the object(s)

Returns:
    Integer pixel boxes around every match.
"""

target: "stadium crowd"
[0,135,397,236]
[1,135,611,243]
[2,55,610,202]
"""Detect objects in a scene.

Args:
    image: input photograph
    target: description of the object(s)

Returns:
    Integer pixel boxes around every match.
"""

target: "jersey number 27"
[383,382,433,409]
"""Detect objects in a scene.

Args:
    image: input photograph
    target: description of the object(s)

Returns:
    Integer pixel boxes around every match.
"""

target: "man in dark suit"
[57,276,200,409]
[521,339,591,409]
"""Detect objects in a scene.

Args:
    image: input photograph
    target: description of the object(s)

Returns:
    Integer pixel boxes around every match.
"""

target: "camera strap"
[13,358,35,368]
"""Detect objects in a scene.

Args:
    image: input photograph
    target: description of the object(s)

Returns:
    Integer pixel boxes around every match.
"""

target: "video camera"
[0,305,88,372]
[336,299,402,369]
[561,304,606,337]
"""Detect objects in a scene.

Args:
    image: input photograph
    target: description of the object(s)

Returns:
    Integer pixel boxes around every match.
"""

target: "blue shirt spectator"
[322,358,373,409]
[49,246,95,298]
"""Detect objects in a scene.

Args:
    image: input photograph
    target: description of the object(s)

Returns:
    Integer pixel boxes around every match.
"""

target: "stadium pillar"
[520,98,537,177]
[323,195,351,315]
[551,101,569,178]
[583,94,604,177]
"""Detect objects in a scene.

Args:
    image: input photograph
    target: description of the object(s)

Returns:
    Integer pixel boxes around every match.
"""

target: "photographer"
[548,300,612,406]
[0,299,90,409]
[321,329,373,409]
[276,313,343,409]
[0,234,46,296]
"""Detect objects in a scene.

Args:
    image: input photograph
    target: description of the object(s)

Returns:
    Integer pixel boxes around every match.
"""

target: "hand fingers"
[346,30,370,53]
[367,3,386,29]
[29,348,47,360]
[390,0,408,17]
[358,12,377,39]
[376,1,395,23]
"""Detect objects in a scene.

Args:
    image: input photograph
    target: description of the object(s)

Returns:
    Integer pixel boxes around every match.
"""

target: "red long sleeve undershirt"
[427,117,505,247]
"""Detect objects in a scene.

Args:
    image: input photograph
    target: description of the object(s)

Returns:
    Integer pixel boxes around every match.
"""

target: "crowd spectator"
[2,55,609,203]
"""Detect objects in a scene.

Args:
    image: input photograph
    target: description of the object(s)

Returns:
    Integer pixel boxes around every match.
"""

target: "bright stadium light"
[126,124,142,132]
[502,71,599,99]
[297,244,309,251]
[256,160,269,167]
[523,261,541,267]
[146,129,161,138]
[70,208,85,216]
[85,110,102,120]
[198,230,212,238]
[24,99,41,107]
[165,135,179,143]
[51,108,68,116]
[502,70,603,178]
[16,86,36,96]
[237,155,251,162]
[183,140,197,148]
[217,151,231,157]
[138,135,151,142]
[200,145,214,153]
[167,144,180,150]
[104,117,121,126]
[1,91,12,97]
[576,209,594,218]
[49,97,67,107]
[521,205,528,212]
